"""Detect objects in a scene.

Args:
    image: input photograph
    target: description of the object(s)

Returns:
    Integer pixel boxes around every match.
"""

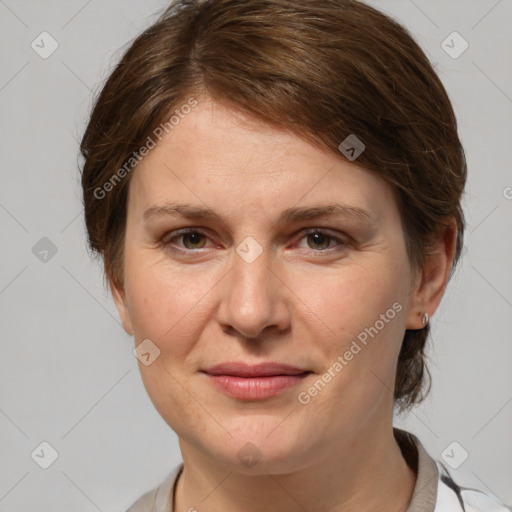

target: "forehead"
[148,98,331,175]
[127,98,397,222]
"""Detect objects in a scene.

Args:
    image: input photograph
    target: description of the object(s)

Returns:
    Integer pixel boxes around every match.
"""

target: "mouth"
[201,362,313,400]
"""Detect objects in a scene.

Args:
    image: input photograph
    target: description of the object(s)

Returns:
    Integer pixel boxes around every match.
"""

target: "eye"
[163,228,211,251]
[297,229,348,251]
[161,227,349,254]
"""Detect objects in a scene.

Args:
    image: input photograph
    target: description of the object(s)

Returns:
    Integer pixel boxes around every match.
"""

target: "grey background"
[0,0,511,510]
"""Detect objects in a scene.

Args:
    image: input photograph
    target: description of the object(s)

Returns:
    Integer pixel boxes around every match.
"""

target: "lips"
[202,362,310,377]
[201,362,312,400]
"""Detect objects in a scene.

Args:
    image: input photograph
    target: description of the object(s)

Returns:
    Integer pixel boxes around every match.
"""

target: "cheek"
[295,256,409,405]
[301,257,408,340]
[123,256,211,426]
[124,249,210,340]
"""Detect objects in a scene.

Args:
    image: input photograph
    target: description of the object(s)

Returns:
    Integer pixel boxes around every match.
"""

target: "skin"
[111,97,457,512]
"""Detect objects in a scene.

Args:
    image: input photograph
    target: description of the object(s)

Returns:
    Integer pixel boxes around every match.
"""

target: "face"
[112,97,426,474]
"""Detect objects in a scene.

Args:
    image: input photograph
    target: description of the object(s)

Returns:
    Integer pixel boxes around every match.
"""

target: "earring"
[422,312,429,327]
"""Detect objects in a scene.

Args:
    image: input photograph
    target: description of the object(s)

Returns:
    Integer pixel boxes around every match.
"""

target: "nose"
[215,242,290,340]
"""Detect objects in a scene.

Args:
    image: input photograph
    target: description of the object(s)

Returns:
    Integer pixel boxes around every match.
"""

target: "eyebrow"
[143,201,374,225]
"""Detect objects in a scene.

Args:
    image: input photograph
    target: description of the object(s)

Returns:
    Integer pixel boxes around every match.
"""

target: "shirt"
[125,427,511,512]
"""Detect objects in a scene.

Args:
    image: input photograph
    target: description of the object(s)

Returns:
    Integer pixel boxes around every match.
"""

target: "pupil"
[188,233,202,246]
[311,233,328,249]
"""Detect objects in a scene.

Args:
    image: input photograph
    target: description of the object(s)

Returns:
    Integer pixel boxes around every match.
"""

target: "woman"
[80,0,510,511]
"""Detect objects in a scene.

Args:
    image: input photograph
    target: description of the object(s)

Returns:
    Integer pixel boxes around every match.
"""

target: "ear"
[109,278,135,336]
[405,220,458,330]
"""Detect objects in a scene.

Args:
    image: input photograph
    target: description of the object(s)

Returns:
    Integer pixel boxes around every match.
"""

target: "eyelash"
[161,227,350,254]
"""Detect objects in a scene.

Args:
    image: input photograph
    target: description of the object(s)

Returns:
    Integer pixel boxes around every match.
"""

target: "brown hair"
[80,0,466,413]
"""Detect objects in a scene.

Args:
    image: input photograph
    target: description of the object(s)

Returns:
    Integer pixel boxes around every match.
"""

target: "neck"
[174,422,417,512]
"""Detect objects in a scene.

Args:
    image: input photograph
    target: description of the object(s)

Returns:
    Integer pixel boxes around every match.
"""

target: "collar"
[394,427,439,512]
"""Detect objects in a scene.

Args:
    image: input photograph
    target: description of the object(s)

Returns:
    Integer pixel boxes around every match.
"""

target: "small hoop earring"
[422,312,429,327]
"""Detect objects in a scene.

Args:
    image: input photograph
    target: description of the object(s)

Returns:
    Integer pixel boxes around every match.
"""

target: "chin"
[197,419,319,475]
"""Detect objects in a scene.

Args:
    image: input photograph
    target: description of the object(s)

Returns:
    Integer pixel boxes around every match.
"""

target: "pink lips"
[202,362,312,400]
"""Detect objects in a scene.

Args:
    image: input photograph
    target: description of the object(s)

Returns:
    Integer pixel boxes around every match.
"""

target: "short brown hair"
[80,0,467,413]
